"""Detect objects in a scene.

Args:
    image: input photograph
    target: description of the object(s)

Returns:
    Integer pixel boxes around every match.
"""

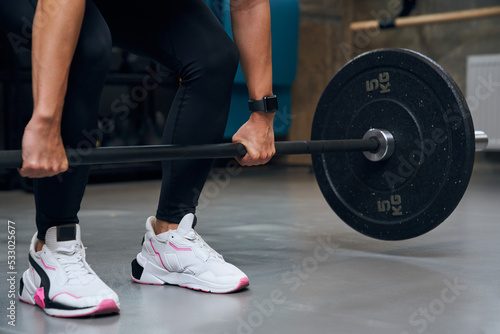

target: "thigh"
[0,0,111,53]
[93,0,232,75]
[0,0,36,51]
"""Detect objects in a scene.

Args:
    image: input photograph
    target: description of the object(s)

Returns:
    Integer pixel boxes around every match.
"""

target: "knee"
[71,32,112,78]
[185,38,240,83]
[213,40,239,80]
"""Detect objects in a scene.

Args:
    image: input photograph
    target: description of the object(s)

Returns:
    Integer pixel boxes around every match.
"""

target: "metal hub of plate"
[362,128,395,162]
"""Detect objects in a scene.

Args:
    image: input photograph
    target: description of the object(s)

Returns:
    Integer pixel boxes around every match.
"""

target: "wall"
[286,0,500,164]
[286,0,353,165]
[350,0,500,91]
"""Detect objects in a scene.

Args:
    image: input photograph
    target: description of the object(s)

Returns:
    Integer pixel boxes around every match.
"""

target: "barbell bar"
[0,129,488,169]
[0,137,382,169]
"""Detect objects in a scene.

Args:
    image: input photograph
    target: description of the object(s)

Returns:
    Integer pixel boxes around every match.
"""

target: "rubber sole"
[131,258,249,293]
[19,294,120,318]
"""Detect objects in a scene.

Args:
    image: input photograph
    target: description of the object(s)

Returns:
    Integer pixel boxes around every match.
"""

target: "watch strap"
[248,95,278,113]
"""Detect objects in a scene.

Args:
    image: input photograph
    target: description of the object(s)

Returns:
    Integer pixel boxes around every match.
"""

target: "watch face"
[264,96,278,112]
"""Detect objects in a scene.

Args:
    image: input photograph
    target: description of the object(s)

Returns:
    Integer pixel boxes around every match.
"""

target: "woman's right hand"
[18,116,69,178]
[18,0,86,178]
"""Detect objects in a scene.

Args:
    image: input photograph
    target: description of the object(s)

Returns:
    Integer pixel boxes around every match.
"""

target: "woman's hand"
[232,111,275,166]
[18,115,68,178]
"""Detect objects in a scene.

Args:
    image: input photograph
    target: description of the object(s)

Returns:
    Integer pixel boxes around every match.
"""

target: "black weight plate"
[312,49,475,240]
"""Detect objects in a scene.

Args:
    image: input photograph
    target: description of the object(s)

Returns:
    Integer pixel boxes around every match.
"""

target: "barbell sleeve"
[0,139,380,169]
[475,131,488,152]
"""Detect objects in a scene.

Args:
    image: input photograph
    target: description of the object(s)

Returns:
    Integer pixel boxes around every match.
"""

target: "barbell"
[0,48,489,240]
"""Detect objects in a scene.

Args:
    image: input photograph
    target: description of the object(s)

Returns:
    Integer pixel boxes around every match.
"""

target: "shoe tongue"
[175,214,196,237]
[44,224,80,251]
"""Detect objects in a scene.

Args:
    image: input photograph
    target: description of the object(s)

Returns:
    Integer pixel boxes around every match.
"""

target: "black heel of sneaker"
[131,259,144,280]
[19,277,24,296]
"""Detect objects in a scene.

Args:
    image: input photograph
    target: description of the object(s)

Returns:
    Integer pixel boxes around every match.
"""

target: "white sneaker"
[19,224,120,317]
[131,214,249,293]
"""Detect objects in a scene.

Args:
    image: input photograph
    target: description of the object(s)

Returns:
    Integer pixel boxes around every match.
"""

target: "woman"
[0,0,276,317]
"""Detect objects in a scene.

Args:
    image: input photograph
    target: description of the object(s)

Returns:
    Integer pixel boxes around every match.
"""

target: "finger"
[18,167,42,178]
[59,160,69,173]
[235,147,275,166]
[18,164,64,179]
[17,167,28,178]
[19,168,45,178]
[236,154,259,167]
[235,156,252,167]
[235,157,245,166]
[18,163,37,178]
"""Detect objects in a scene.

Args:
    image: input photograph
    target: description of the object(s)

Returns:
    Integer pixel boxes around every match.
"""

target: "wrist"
[249,110,275,124]
[29,108,63,132]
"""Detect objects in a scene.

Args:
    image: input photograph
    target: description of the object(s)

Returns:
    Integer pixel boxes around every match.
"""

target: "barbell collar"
[362,129,395,162]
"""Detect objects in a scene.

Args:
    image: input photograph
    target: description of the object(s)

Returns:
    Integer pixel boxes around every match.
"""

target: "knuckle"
[59,163,69,173]
[251,152,260,160]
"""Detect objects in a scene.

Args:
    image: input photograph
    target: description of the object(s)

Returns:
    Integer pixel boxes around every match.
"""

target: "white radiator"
[466,54,500,151]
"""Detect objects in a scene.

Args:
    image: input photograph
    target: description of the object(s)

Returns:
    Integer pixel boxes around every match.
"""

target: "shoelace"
[184,230,224,262]
[53,244,93,280]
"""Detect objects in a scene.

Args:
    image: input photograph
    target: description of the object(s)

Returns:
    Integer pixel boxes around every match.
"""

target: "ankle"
[36,239,45,252]
[154,219,179,235]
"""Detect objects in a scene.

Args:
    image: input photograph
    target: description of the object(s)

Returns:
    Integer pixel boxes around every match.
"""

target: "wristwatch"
[248,95,278,113]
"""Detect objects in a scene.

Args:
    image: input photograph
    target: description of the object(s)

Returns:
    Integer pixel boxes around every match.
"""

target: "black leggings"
[0,0,239,241]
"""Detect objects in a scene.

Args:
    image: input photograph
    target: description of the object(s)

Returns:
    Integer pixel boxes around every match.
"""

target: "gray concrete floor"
[0,157,499,334]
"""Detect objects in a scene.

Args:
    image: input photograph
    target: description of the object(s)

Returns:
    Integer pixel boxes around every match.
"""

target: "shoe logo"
[150,240,169,271]
[40,259,56,271]
[56,224,77,242]
[51,292,83,300]
[34,287,46,309]
[168,242,191,252]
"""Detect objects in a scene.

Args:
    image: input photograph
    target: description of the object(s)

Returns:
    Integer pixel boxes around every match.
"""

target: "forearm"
[230,0,275,165]
[31,0,85,123]
[230,0,273,105]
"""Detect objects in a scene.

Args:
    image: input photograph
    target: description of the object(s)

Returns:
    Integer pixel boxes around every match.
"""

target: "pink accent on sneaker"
[18,296,35,306]
[34,287,46,308]
[168,241,192,252]
[237,277,250,290]
[92,299,120,316]
[214,277,250,294]
[150,240,169,271]
[51,292,82,301]
[41,258,56,271]
[54,299,120,318]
